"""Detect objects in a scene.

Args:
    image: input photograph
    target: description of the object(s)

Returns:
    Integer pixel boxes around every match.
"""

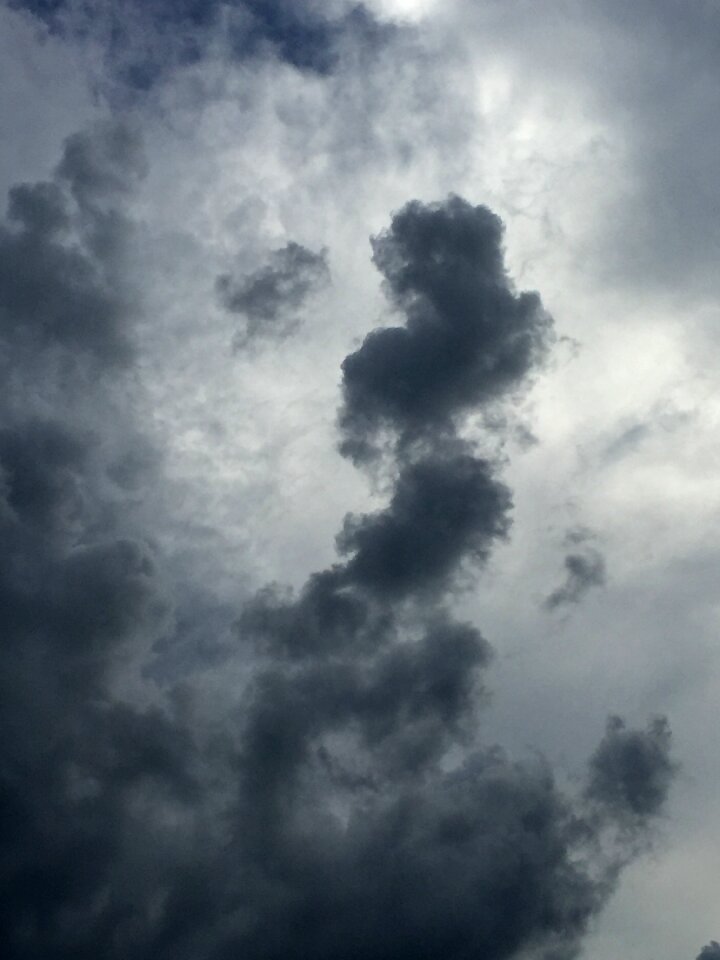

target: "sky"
[1,1,719,958]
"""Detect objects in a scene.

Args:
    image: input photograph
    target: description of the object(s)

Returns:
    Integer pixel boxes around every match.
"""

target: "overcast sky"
[1,2,719,958]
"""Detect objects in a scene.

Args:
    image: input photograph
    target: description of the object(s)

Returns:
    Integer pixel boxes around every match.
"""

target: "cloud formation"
[587,715,676,820]
[698,944,720,960]
[226,195,674,960]
[545,549,607,610]
[217,241,329,348]
[339,196,552,463]
[0,118,677,960]
[10,0,394,89]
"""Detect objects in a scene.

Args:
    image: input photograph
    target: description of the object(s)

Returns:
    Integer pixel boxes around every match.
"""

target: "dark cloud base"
[9,0,395,90]
[0,126,684,960]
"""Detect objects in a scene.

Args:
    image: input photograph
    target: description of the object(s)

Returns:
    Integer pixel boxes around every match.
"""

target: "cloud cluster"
[0,117,677,960]
[228,196,675,960]
[10,0,394,90]
[217,241,329,348]
[0,121,144,370]
[339,196,552,463]
[698,944,720,960]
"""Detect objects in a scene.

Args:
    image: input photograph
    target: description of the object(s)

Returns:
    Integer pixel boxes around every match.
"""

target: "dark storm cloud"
[238,453,510,658]
[0,120,143,369]
[339,195,553,462]
[338,451,511,598]
[238,614,491,811]
[226,1,394,75]
[238,569,391,659]
[698,944,720,960]
[544,547,606,610]
[0,168,676,960]
[0,126,201,959]
[586,715,676,820]
[10,0,394,90]
[224,702,674,960]
[217,242,329,348]
[225,197,673,960]
[56,121,147,208]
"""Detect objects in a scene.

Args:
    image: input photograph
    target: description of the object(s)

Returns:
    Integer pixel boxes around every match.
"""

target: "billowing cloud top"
[340,197,552,462]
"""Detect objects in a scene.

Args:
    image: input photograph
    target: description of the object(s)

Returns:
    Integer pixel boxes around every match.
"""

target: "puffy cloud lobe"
[698,944,720,960]
[586,715,675,819]
[338,452,512,597]
[217,242,329,348]
[339,196,553,462]
[239,454,511,658]
[0,420,89,531]
[238,570,392,659]
[222,753,611,960]
[544,547,607,610]
[239,616,491,803]
[0,120,143,369]
[0,418,184,960]
[227,196,674,960]
[0,130,202,960]
[227,1,394,75]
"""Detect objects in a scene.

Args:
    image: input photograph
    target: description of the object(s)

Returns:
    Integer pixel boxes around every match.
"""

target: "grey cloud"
[698,944,720,960]
[0,165,676,960]
[56,120,147,208]
[338,451,512,598]
[217,241,329,348]
[238,570,391,660]
[222,722,674,960]
[0,128,198,960]
[239,614,491,796]
[238,452,511,659]
[586,715,676,820]
[603,406,696,465]
[339,195,552,463]
[0,420,90,532]
[7,181,69,235]
[0,120,144,370]
[226,197,673,960]
[544,547,606,610]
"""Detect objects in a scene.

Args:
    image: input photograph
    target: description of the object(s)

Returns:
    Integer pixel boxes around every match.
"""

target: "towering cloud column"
[232,196,675,960]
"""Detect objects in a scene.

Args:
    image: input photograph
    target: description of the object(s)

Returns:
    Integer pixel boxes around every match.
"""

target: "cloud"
[338,450,511,597]
[0,103,677,960]
[586,715,676,820]
[339,196,553,463]
[0,126,187,958]
[698,944,720,960]
[0,119,144,369]
[9,0,395,90]
[217,241,330,348]
[544,546,607,610]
